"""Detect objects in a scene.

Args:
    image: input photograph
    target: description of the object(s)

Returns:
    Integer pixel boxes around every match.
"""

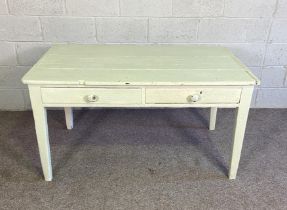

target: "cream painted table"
[22,45,259,181]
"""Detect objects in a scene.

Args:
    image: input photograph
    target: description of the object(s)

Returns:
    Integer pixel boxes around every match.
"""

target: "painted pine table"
[22,45,259,181]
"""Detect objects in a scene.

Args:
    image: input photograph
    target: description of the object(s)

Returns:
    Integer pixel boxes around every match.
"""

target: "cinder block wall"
[0,0,286,110]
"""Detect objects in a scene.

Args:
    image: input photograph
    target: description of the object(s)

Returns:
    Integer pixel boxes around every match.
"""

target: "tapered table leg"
[229,87,253,179]
[64,107,73,130]
[209,107,217,130]
[29,86,52,181]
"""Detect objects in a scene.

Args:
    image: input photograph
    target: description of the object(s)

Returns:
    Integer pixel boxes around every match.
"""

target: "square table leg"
[229,86,253,179]
[29,86,52,181]
[64,107,73,130]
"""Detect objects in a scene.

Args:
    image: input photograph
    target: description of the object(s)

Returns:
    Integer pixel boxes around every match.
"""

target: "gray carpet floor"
[0,108,286,210]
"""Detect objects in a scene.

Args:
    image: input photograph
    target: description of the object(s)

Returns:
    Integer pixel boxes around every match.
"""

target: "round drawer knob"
[187,94,201,103]
[86,94,98,102]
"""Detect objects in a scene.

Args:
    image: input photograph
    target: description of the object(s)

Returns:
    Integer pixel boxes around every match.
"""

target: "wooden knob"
[87,94,98,102]
[187,94,201,103]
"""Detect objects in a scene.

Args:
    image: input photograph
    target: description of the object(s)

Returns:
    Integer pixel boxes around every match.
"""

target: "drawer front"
[41,88,142,104]
[146,88,241,104]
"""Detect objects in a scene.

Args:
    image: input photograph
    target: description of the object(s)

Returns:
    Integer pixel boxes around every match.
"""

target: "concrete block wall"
[0,0,287,110]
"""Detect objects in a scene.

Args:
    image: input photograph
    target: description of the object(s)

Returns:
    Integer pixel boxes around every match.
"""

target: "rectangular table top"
[22,44,259,86]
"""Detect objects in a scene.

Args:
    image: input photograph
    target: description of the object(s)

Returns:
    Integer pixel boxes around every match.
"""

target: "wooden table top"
[22,44,259,86]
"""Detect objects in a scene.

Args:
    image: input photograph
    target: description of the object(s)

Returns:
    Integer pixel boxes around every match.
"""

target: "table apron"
[40,86,243,107]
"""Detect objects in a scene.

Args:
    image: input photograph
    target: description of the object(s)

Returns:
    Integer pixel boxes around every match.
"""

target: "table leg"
[229,87,253,179]
[64,107,73,130]
[209,107,217,130]
[29,86,52,181]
